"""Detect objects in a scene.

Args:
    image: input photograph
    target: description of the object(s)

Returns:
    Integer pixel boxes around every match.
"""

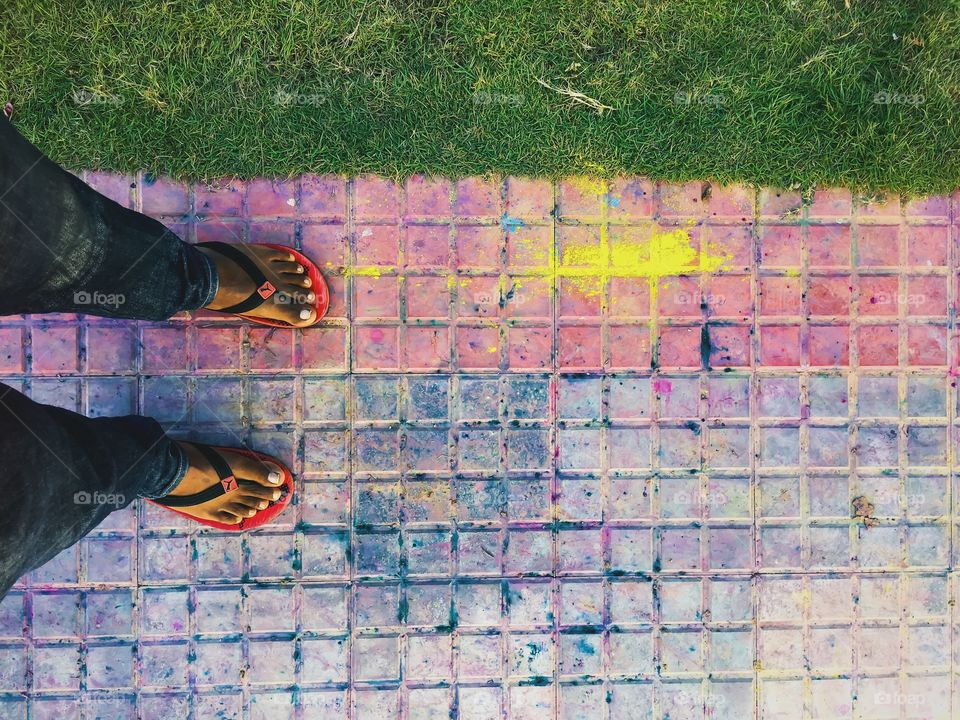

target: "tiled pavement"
[0,174,958,719]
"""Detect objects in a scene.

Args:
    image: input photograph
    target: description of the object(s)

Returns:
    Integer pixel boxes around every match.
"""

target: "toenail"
[268,470,281,484]
[299,308,312,320]
[259,501,268,509]
[272,491,281,500]
[307,292,316,302]
[296,264,304,273]
[303,277,312,287]
[248,509,256,517]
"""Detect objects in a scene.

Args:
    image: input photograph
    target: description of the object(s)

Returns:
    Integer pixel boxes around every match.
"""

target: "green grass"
[1,0,958,192]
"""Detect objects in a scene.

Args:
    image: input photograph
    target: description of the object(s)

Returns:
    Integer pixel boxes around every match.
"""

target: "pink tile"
[858,325,898,366]
[508,226,553,269]
[658,181,709,218]
[808,188,852,218]
[809,325,850,366]
[195,220,245,244]
[657,277,702,318]
[456,326,500,369]
[194,179,245,217]
[858,277,898,316]
[908,325,947,366]
[405,225,450,267]
[300,175,346,219]
[609,178,654,220]
[507,327,552,369]
[354,277,400,319]
[141,175,189,215]
[759,277,801,316]
[353,326,399,370]
[403,327,450,370]
[809,226,851,267]
[301,327,348,370]
[455,226,501,269]
[857,226,899,266]
[708,325,751,366]
[354,226,400,266]
[454,177,500,217]
[759,188,803,219]
[301,224,348,270]
[247,178,297,216]
[506,178,554,219]
[248,327,295,370]
[903,195,949,218]
[354,177,400,221]
[456,277,499,318]
[405,176,451,218]
[558,326,602,370]
[0,327,24,372]
[907,226,948,267]
[704,275,752,320]
[609,325,651,369]
[85,326,136,373]
[248,221,295,246]
[855,193,901,218]
[708,184,754,220]
[406,277,450,319]
[84,172,132,207]
[906,276,947,316]
[657,326,702,368]
[140,327,189,372]
[760,226,802,266]
[557,178,605,218]
[808,276,852,316]
[760,325,802,366]
[558,279,602,318]
[196,327,242,371]
[609,278,651,317]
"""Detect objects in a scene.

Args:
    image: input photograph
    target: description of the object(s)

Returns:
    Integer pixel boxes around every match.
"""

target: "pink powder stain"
[652,379,672,393]
[369,328,385,343]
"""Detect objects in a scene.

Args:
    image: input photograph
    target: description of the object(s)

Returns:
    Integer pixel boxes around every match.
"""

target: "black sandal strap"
[198,241,277,314]
[153,444,239,508]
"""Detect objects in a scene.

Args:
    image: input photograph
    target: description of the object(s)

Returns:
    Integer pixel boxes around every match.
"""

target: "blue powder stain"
[500,213,525,232]
[576,637,596,655]
[604,193,620,207]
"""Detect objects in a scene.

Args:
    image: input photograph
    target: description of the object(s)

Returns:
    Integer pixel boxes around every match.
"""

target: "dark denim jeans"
[0,118,219,597]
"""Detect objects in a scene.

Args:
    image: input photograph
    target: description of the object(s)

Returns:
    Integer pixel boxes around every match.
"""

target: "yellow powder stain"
[346,266,385,279]
[566,176,607,196]
[487,346,498,353]
[558,226,728,297]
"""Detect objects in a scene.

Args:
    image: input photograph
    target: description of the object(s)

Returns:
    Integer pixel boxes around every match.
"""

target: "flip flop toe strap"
[199,241,277,314]
[154,444,239,508]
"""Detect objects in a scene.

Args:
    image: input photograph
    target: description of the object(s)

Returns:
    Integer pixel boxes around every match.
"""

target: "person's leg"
[0,117,321,325]
[0,382,289,598]
[0,120,310,597]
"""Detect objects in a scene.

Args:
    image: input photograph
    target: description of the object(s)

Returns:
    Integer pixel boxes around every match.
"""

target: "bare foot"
[199,243,319,327]
[159,442,288,526]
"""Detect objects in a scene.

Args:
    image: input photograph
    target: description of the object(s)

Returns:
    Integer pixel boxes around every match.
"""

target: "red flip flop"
[198,241,329,327]
[148,444,294,531]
